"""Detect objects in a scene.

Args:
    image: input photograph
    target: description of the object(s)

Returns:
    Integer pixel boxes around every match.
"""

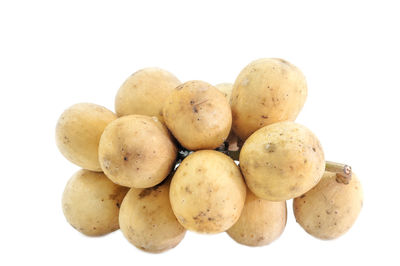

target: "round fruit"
[55,103,117,171]
[98,115,177,188]
[62,169,128,236]
[170,150,246,234]
[231,58,307,140]
[163,80,232,150]
[115,67,180,122]
[240,121,325,201]
[227,189,287,246]
[293,171,363,240]
[119,179,186,253]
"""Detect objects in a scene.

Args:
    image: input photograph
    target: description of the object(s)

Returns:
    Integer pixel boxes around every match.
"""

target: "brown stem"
[325,161,352,184]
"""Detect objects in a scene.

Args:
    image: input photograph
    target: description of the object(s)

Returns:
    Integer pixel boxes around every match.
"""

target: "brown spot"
[190,100,195,105]
[185,186,192,194]
[300,194,306,199]
[326,210,332,215]
[257,236,265,242]
[124,157,128,161]
[265,143,276,153]
[261,115,268,119]
[116,203,120,208]
[312,147,316,152]
[138,188,152,198]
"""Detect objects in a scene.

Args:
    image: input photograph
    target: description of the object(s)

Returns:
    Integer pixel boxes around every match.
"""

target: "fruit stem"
[325,161,352,184]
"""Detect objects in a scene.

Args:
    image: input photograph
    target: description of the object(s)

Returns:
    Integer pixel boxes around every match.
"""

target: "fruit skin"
[293,171,363,240]
[115,67,181,123]
[227,188,287,247]
[55,103,117,171]
[239,121,325,201]
[98,115,177,188]
[62,169,129,236]
[215,82,233,103]
[119,179,186,253]
[231,58,307,141]
[163,80,232,150]
[169,150,246,234]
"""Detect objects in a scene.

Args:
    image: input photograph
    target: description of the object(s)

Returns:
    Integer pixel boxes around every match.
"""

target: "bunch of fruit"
[56,58,363,253]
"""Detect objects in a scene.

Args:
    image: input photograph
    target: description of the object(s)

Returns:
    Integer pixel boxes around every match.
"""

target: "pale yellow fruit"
[163,80,232,150]
[62,169,128,236]
[170,150,246,234]
[98,115,177,188]
[215,82,233,103]
[293,171,363,240]
[227,189,287,246]
[115,68,180,122]
[240,121,325,201]
[119,179,186,253]
[56,103,117,171]
[231,58,307,140]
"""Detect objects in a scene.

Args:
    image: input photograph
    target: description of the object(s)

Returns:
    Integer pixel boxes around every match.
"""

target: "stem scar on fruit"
[325,161,352,184]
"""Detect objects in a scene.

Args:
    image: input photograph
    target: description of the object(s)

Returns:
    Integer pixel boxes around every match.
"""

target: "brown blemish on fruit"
[138,188,152,198]
[185,186,192,194]
[261,115,268,119]
[265,143,276,153]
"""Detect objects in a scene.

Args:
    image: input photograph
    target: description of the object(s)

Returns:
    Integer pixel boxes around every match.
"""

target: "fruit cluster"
[56,58,363,253]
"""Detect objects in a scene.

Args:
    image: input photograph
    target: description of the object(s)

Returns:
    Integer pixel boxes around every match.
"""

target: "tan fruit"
[240,121,325,201]
[163,80,232,150]
[56,103,117,171]
[119,179,186,253]
[170,150,246,234]
[98,115,177,188]
[293,171,363,240]
[62,169,128,236]
[231,58,307,140]
[115,68,180,122]
[227,189,287,246]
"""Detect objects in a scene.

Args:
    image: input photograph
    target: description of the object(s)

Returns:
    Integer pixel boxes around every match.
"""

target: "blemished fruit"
[119,179,186,253]
[57,58,362,251]
[115,67,180,123]
[239,121,325,201]
[55,103,117,171]
[163,80,232,150]
[98,115,177,188]
[293,171,363,240]
[231,58,307,140]
[227,188,287,246]
[169,150,246,234]
[62,169,129,236]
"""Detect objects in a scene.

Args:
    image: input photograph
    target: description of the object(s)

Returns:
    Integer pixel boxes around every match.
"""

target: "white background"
[1,0,398,265]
